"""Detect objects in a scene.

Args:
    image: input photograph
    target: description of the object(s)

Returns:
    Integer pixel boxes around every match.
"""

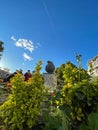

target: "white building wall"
[88,55,98,77]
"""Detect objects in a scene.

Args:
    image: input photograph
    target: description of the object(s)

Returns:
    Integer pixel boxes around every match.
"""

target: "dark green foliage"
[80,113,98,130]
[42,106,69,130]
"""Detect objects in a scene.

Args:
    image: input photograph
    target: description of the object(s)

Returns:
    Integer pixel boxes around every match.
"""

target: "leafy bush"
[42,106,70,130]
[55,61,90,90]
[55,61,98,129]
[57,80,98,129]
[0,61,48,130]
[80,113,98,130]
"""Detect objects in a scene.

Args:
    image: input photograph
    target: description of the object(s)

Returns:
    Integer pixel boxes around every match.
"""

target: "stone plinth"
[43,73,57,91]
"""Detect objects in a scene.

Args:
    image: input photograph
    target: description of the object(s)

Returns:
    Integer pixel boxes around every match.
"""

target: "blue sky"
[0,0,98,73]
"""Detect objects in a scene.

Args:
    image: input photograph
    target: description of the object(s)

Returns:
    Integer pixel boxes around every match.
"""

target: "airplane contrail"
[42,0,56,35]
[42,0,50,19]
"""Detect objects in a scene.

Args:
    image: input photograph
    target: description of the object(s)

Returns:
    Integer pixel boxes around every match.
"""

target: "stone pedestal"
[43,73,57,91]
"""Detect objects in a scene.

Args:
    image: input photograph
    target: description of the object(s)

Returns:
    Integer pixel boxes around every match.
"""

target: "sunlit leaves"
[0,61,48,130]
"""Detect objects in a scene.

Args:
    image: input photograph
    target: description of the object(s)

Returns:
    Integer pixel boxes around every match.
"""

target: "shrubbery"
[54,62,98,130]
[0,61,48,130]
[0,60,98,130]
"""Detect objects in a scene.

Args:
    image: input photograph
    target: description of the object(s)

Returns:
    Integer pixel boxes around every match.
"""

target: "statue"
[45,61,55,73]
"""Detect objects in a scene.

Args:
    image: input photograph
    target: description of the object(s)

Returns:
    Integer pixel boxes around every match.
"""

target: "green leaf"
[75,91,85,100]
[59,104,71,117]
[88,113,98,130]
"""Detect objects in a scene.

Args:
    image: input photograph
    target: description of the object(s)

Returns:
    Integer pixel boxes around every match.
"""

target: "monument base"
[43,73,57,92]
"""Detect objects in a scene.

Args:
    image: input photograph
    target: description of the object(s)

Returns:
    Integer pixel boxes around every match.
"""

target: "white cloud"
[11,36,16,41]
[16,39,34,53]
[23,53,33,61]
[11,36,41,61]
[11,36,34,53]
